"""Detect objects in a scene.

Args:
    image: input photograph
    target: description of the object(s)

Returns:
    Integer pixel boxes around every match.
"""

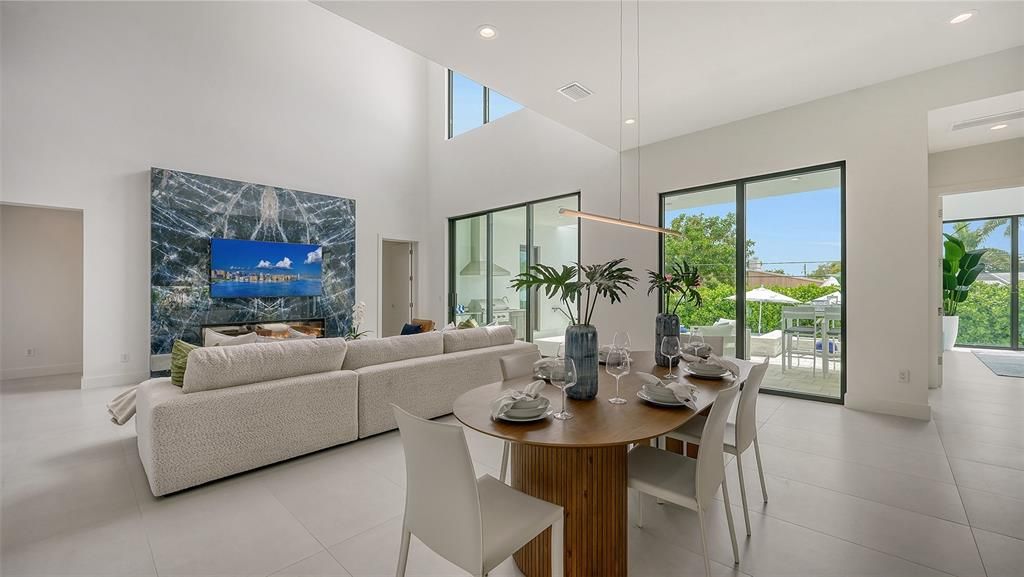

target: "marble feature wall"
[150,168,355,360]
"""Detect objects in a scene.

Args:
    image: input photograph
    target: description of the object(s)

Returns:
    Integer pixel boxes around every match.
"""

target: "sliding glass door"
[661,163,846,403]
[941,214,1022,350]
[449,193,580,344]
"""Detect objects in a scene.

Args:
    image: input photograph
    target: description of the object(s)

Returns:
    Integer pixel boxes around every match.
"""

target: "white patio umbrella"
[728,285,801,334]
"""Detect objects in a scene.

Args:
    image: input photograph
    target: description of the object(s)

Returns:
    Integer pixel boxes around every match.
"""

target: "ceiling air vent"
[558,82,593,102]
[951,109,1024,131]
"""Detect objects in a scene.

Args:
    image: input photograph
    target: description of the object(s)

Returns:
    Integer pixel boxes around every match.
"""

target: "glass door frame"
[942,213,1022,351]
[447,192,581,341]
[658,161,847,404]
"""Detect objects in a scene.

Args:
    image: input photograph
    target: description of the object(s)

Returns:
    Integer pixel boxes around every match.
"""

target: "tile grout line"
[933,413,989,577]
[118,437,162,577]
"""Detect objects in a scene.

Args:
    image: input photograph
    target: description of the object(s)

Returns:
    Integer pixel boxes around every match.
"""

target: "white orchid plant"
[345,301,372,340]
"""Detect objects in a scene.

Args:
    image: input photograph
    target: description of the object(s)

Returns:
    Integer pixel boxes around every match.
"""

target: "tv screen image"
[209,238,323,298]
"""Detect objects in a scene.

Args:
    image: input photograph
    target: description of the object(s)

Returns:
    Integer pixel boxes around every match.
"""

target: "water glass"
[606,345,630,404]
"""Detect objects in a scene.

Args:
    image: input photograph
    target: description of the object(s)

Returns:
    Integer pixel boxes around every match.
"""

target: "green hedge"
[954,282,1013,347]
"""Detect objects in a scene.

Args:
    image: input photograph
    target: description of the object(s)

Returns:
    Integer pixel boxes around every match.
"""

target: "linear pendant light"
[561,0,680,238]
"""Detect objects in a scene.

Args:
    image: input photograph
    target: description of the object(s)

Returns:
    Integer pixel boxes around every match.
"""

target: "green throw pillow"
[170,339,198,386]
[457,318,479,329]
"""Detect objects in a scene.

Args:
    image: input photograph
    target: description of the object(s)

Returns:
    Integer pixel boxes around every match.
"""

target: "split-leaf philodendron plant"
[942,233,987,317]
[509,258,637,326]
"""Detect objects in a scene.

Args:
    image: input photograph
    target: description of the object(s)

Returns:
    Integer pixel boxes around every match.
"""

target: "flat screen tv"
[209,238,323,298]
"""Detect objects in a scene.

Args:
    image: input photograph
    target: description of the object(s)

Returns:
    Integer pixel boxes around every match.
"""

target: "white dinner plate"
[497,408,554,423]
[636,389,687,407]
[682,365,728,379]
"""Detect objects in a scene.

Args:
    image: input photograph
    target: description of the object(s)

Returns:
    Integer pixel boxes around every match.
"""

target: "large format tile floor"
[2,349,1022,577]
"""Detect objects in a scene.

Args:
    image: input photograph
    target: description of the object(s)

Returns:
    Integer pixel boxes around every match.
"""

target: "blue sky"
[943,219,1014,253]
[451,72,522,137]
[666,187,842,276]
[211,239,322,276]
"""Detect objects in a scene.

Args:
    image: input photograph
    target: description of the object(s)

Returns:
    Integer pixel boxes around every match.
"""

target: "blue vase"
[564,324,598,400]
[655,313,681,367]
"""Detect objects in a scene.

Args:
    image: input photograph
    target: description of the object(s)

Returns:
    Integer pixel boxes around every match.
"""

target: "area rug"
[973,351,1024,378]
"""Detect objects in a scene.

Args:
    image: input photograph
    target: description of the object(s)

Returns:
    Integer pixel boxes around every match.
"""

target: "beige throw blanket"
[106,386,137,425]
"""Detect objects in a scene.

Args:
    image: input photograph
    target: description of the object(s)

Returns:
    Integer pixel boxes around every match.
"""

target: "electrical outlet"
[120,353,130,363]
[898,369,910,384]
[25,348,35,357]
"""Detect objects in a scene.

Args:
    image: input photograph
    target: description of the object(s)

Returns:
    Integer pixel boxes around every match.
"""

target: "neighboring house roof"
[977,272,1012,286]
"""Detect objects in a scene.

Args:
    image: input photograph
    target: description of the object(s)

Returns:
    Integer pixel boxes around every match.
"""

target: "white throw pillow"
[203,328,258,347]
[257,323,291,333]
[440,322,457,332]
[714,318,736,327]
[287,328,317,340]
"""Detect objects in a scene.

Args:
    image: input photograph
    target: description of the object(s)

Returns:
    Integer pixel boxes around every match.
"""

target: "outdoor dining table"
[452,351,738,577]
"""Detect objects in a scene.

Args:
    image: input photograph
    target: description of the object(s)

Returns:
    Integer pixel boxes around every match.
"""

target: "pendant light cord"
[636,0,641,227]
[618,0,623,221]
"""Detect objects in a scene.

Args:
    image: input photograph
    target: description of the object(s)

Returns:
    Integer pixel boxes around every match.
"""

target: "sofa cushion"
[342,332,443,370]
[443,326,515,353]
[183,338,348,393]
[170,339,199,386]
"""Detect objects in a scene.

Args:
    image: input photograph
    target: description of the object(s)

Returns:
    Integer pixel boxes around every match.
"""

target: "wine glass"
[661,335,681,378]
[552,357,577,420]
[611,331,632,361]
[606,345,630,405]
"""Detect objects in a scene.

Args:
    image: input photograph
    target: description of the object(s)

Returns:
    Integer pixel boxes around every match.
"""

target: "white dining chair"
[629,381,742,577]
[497,351,541,482]
[392,405,564,577]
[665,358,770,536]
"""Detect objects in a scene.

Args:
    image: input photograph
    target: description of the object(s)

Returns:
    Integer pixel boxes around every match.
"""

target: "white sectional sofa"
[135,326,536,496]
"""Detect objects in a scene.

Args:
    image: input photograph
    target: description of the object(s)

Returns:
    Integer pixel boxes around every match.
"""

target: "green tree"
[664,212,754,287]
[810,261,841,279]
[946,219,1009,251]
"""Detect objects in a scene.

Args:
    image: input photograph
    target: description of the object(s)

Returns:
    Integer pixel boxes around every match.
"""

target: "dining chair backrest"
[695,381,740,507]
[734,359,770,452]
[500,351,541,380]
[393,406,483,573]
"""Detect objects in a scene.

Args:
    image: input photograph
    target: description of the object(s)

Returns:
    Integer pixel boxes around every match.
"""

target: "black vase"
[655,313,681,367]
[564,324,598,400]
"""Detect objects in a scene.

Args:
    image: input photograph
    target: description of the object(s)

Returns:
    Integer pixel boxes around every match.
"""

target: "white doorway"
[1,203,84,382]
[379,239,417,337]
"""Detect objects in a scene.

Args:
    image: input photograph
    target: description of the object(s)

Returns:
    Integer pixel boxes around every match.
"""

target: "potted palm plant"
[647,261,703,367]
[510,258,636,399]
[942,233,987,351]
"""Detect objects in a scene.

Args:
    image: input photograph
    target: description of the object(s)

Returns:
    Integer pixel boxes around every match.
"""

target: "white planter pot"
[942,315,960,351]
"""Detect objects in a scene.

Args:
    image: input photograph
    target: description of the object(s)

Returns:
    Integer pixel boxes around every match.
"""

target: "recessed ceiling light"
[790,177,801,181]
[949,10,977,24]
[990,124,1009,130]
[477,25,498,39]
[624,118,636,125]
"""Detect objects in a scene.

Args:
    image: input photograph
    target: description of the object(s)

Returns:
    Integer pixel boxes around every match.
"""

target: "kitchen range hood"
[459,218,511,276]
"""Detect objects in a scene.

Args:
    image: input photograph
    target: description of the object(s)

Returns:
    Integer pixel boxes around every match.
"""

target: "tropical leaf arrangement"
[942,233,987,316]
[647,261,703,316]
[509,258,637,326]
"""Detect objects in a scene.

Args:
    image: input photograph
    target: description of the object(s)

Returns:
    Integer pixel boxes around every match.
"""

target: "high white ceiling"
[318,1,1024,150]
[928,90,1024,152]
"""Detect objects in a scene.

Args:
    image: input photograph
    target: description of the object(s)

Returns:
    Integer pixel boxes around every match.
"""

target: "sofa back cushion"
[341,332,444,370]
[443,325,515,353]
[183,338,348,393]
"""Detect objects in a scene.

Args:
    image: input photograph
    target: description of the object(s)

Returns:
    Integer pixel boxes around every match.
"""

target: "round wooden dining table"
[452,351,737,577]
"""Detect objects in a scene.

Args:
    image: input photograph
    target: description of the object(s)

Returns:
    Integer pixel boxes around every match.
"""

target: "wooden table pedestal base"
[510,443,628,577]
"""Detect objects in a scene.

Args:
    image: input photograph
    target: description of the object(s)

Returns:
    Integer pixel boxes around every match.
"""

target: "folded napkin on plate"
[491,380,548,420]
[637,373,698,409]
[680,353,740,376]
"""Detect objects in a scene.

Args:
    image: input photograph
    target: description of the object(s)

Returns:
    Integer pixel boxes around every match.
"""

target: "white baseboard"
[1,363,83,381]
[81,371,152,389]
[844,393,931,421]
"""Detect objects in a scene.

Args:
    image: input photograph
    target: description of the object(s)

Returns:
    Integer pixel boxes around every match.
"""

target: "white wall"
[429,47,1024,420]
[1,2,431,387]
[943,186,1024,221]
[930,138,1024,198]
[0,205,84,379]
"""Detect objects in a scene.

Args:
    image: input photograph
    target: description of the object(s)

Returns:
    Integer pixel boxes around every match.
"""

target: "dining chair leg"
[636,490,644,528]
[753,437,768,503]
[551,517,564,577]
[396,523,411,577]
[698,507,712,577]
[735,452,752,536]
[721,477,740,565]
[499,442,510,483]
